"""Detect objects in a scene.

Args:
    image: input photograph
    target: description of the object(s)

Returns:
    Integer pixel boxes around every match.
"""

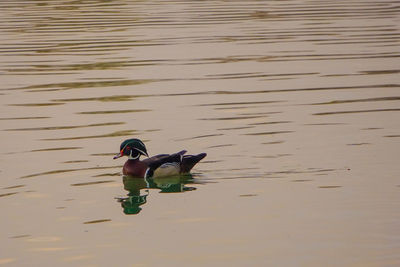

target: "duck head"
[113,138,149,160]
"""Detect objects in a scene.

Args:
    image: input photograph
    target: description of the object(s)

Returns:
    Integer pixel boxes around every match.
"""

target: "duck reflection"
[117,174,197,215]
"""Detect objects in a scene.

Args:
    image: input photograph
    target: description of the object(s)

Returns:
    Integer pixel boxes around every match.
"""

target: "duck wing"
[143,150,187,178]
[142,150,186,165]
[181,153,207,173]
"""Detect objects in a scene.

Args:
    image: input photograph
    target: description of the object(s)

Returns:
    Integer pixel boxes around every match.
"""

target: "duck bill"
[113,150,123,159]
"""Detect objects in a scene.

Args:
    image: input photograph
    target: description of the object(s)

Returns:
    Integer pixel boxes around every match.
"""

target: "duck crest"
[114,139,206,178]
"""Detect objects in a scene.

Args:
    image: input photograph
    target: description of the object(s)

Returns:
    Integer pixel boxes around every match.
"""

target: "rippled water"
[1,0,400,266]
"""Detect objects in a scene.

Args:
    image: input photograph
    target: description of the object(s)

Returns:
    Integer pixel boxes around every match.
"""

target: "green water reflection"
[117,175,197,215]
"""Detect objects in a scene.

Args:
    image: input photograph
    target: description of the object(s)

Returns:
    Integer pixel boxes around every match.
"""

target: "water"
[1,0,400,266]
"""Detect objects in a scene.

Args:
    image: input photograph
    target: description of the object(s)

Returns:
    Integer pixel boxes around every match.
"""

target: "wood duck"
[113,138,207,178]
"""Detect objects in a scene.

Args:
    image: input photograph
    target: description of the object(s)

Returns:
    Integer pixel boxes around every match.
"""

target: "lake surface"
[1,0,400,266]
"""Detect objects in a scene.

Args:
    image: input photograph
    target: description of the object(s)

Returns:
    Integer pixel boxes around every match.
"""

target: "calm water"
[1,0,400,266]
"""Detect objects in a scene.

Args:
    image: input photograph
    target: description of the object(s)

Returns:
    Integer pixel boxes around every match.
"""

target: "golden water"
[1,0,400,266]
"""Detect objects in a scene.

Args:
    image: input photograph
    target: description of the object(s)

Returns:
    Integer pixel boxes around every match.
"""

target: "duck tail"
[180,153,207,173]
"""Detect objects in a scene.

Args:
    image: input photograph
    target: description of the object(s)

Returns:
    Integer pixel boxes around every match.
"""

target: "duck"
[113,138,207,178]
